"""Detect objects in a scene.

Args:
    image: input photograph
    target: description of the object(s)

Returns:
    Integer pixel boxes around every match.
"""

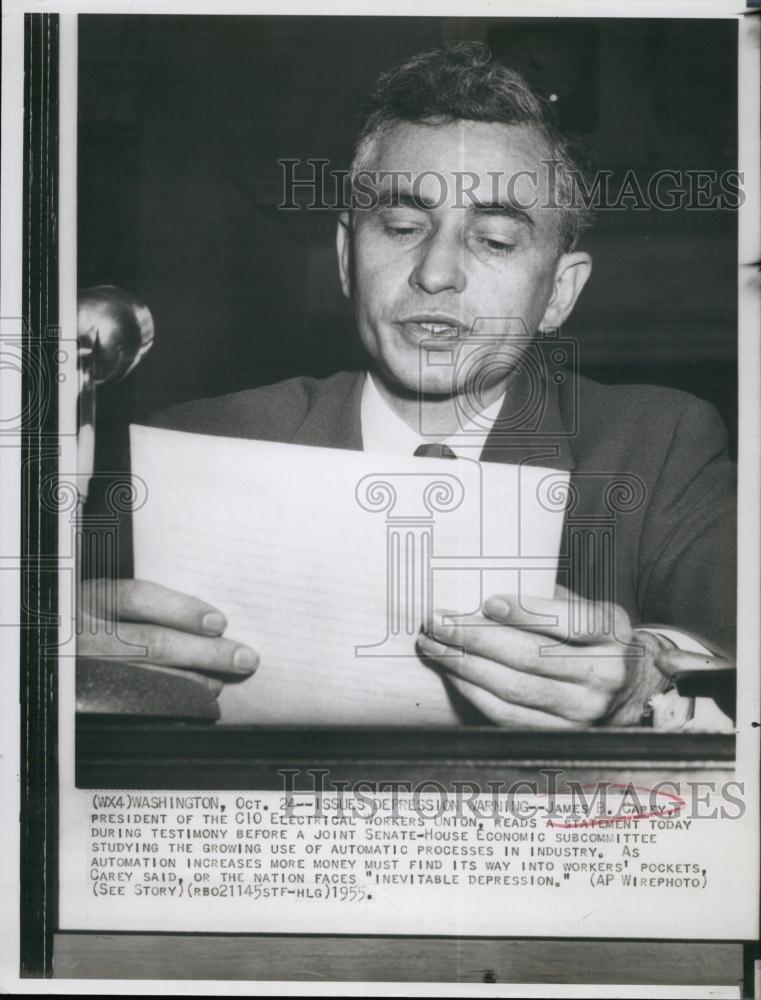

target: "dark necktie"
[414,443,457,459]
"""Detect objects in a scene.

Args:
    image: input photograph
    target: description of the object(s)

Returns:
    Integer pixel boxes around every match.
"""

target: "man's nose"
[409,227,466,295]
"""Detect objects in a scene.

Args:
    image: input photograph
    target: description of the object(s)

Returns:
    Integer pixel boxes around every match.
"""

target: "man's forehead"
[373,119,550,173]
[364,119,563,237]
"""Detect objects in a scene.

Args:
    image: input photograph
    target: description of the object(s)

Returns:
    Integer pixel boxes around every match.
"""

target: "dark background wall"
[78,15,738,454]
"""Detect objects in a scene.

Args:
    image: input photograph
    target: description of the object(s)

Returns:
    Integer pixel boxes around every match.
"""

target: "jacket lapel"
[291,371,365,451]
[480,368,575,472]
[290,366,574,472]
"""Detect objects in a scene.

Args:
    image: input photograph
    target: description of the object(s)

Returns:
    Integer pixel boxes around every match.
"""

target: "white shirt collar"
[360,372,506,458]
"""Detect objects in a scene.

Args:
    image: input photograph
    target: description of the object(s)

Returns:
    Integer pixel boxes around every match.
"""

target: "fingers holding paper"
[78,578,259,690]
[416,587,665,728]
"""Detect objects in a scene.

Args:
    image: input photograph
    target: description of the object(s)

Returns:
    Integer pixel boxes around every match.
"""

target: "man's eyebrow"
[467,201,535,229]
[373,191,440,211]
[369,191,536,230]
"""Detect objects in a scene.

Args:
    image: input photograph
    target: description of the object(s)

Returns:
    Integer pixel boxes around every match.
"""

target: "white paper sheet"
[130,425,568,725]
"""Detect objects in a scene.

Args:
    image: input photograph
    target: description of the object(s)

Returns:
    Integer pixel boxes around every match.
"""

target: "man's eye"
[384,225,421,240]
[476,236,515,255]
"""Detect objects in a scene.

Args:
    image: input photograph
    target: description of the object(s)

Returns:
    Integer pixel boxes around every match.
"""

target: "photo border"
[2,0,759,992]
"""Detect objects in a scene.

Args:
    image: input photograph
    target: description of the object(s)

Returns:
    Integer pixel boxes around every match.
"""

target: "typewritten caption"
[57,784,755,937]
[88,792,707,898]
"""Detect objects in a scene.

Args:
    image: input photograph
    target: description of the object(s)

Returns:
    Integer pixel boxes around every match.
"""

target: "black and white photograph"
[1,1,760,993]
[75,13,742,730]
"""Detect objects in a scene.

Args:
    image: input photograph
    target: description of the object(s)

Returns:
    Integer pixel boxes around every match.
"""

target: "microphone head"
[77,285,155,384]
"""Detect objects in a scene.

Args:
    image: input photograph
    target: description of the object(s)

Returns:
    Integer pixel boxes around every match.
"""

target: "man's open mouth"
[398,315,464,337]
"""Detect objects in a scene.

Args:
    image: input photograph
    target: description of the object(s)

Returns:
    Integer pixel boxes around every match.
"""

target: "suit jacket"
[149,369,737,658]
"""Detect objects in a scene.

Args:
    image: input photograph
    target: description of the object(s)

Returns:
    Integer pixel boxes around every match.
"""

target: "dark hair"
[351,41,593,252]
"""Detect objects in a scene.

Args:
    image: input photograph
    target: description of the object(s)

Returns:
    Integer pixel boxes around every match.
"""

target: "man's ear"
[539,251,592,330]
[336,211,352,299]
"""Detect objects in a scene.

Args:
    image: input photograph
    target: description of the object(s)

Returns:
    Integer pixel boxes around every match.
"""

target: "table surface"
[76,718,736,789]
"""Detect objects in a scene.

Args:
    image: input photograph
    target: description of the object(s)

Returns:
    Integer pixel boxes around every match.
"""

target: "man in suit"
[80,42,736,727]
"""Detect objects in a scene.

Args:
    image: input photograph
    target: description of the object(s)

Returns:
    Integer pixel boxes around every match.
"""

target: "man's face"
[337,119,590,401]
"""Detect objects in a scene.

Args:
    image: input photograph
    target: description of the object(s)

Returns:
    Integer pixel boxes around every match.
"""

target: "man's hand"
[78,578,259,695]
[416,586,667,728]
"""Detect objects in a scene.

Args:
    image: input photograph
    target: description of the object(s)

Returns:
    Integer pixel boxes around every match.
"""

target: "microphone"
[75,286,219,720]
[77,284,154,383]
[77,285,155,505]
